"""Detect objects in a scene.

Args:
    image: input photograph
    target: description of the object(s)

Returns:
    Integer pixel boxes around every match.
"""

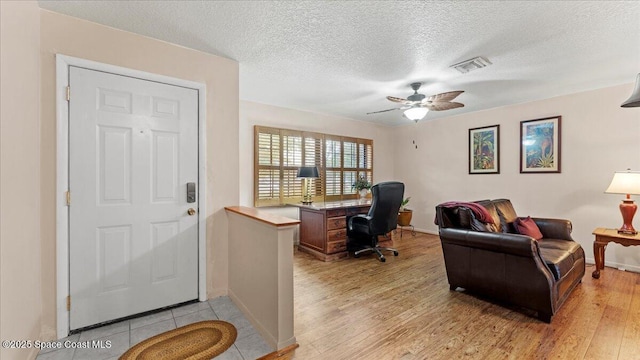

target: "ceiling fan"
[367,82,464,122]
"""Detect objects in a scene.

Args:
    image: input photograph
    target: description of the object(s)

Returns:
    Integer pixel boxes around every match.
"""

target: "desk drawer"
[327,240,347,254]
[347,207,369,216]
[327,228,347,241]
[326,209,346,218]
[327,217,346,230]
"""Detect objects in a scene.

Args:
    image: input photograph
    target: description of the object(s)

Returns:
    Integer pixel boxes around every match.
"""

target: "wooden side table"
[592,227,640,279]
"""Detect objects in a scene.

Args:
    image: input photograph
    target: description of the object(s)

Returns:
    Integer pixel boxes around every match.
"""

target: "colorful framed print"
[520,116,561,173]
[469,125,500,174]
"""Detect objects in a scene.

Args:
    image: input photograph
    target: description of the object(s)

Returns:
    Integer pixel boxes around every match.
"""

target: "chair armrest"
[439,228,538,258]
[348,214,371,231]
[532,218,573,240]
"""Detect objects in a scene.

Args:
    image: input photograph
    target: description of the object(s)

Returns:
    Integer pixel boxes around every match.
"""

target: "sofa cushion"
[475,200,502,232]
[538,239,583,280]
[515,217,543,240]
[493,199,518,233]
[458,207,498,232]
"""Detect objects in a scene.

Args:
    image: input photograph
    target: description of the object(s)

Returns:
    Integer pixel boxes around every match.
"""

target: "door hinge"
[65,191,71,206]
[66,86,70,101]
[66,296,71,311]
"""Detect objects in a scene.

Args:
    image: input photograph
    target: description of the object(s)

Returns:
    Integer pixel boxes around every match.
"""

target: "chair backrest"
[367,181,405,235]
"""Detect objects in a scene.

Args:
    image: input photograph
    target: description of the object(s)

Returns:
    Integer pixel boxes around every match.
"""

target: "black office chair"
[347,181,404,262]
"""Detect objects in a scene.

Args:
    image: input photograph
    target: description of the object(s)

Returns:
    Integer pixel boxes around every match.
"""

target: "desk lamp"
[297,166,319,204]
[605,170,640,235]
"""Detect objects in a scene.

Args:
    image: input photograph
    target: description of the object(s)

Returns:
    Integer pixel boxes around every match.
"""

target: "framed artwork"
[520,116,561,173]
[469,125,500,174]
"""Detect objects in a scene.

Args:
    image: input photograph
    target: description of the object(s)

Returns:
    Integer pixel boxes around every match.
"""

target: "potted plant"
[352,176,372,199]
[398,197,412,226]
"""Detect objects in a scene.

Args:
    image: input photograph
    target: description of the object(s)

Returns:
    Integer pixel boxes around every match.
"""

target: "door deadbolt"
[187,208,196,216]
[187,182,196,203]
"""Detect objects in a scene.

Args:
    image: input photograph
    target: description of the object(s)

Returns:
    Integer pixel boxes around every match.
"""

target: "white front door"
[69,66,199,330]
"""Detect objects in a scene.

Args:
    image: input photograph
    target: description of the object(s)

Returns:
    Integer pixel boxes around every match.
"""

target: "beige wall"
[0,1,42,359]
[239,100,396,212]
[393,83,640,271]
[39,10,239,338]
[226,211,296,350]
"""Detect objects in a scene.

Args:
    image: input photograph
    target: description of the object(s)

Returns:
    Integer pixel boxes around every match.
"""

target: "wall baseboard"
[584,257,640,274]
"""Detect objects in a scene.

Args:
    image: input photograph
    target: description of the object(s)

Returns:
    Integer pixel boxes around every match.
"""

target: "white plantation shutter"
[358,140,373,188]
[324,137,342,201]
[343,139,357,195]
[282,131,303,202]
[343,140,357,168]
[343,171,357,195]
[256,129,281,206]
[254,126,373,206]
[325,170,341,197]
[304,133,324,203]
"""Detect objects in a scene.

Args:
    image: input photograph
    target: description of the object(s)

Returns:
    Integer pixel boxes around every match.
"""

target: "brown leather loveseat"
[435,199,585,322]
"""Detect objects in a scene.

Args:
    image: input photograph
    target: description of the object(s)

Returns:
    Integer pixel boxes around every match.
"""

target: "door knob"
[187,208,196,216]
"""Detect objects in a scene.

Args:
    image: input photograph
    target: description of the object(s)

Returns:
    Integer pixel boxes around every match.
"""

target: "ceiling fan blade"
[386,96,415,105]
[366,107,401,115]
[425,101,465,111]
[424,90,464,103]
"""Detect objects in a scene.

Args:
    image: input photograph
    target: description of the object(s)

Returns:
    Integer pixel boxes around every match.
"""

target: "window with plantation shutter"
[304,134,324,201]
[358,140,373,188]
[254,126,373,207]
[256,129,280,206]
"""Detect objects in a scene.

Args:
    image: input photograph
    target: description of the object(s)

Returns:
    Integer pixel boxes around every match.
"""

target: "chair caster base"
[353,246,398,262]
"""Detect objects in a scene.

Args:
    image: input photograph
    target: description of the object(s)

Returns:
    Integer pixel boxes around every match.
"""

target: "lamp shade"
[297,166,319,178]
[404,107,429,122]
[621,73,640,108]
[605,171,640,195]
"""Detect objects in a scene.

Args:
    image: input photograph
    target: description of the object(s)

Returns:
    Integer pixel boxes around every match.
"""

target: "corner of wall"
[1,1,44,359]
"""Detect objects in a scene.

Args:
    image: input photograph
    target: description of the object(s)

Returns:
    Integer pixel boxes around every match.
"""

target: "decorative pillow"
[514,216,543,240]
[494,199,518,233]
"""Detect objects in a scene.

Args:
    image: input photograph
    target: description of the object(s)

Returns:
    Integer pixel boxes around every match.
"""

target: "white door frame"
[55,54,207,339]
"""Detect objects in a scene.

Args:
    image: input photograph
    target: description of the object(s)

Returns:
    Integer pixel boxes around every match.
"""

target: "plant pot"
[358,189,368,199]
[398,210,413,226]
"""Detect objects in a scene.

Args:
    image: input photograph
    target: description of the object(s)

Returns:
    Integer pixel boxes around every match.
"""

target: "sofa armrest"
[439,228,538,257]
[532,218,573,240]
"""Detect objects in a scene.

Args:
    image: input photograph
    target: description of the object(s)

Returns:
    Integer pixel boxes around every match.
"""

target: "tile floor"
[36,296,273,360]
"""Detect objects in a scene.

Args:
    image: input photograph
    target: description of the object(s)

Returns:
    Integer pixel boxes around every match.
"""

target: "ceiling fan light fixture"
[404,107,429,122]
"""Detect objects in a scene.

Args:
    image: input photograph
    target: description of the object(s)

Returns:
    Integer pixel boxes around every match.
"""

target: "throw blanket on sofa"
[435,201,495,225]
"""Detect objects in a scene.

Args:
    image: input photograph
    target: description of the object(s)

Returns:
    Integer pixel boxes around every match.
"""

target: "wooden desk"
[295,200,394,261]
[592,227,640,279]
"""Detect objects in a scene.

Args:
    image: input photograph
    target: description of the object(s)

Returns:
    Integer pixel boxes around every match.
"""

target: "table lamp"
[621,73,640,107]
[297,166,319,204]
[605,170,640,235]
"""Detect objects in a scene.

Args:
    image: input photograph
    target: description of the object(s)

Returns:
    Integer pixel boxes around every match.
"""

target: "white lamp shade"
[621,73,640,108]
[605,171,640,195]
[404,107,429,121]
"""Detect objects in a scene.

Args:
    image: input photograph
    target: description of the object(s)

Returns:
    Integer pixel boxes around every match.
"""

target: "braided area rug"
[120,320,237,360]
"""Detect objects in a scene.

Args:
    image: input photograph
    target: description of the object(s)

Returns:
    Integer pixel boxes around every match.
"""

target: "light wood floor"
[290,233,640,360]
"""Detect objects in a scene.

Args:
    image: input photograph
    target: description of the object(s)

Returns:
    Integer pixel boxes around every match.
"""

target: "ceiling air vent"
[450,56,492,74]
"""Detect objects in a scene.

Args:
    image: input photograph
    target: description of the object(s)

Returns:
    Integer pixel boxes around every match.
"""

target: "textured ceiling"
[38,1,640,126]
